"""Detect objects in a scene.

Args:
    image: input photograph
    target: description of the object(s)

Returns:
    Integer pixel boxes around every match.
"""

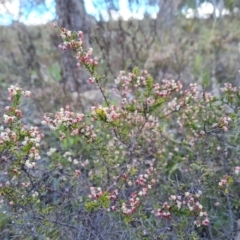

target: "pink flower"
[111,206,117,211]
[131,192,137,198]
[24,91,31,97]
[51,22,57,28]
[75,170,81,175]
[202,218,210,226]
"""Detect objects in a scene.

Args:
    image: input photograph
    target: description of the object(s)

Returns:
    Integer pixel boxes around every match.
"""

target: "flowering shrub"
[0,26,240,239]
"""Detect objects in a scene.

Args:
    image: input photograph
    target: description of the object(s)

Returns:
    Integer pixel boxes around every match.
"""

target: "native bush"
[0,25,240,240]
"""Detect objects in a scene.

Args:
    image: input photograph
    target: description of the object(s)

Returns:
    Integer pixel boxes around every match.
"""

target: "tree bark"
[157,0,183,26]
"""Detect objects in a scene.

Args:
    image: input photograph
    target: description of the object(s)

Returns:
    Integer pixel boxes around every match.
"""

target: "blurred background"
[0,0,240,115]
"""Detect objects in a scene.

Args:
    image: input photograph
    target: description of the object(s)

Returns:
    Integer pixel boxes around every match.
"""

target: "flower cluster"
[153,79,183,97]
[220,83,238,93]
[218,175,229,187]
[0,128,17,144]
[23,126,43,168]
[7,85,31,100]
[1,86,43,170]
[0,125,43,168]
[119,167,156,215]
[86,166,156,215]
[90,105,121,122]
[108,189,119,211]
[115,70,183,102]
[3,86,31,124]
[154,201,171,219]
[42,106,96,143]
[115,70,149,95]
[56,27,98,70]
[216,116,232,132]
[88,187,105,200]
[155,190,209,227]
[121,192,141,215]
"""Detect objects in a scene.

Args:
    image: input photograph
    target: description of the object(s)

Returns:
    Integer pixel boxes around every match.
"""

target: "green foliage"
[49,63,61,82]
[85,192,110,212]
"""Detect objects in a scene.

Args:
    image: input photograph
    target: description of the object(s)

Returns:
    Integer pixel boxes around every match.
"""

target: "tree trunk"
[55,0,90,93]
[157,0,183,26]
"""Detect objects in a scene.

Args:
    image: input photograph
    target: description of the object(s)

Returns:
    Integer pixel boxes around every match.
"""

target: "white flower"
[185,192,190,197]
[234,166,240,175]
[47,148,56,156]
[73,159,79,165]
